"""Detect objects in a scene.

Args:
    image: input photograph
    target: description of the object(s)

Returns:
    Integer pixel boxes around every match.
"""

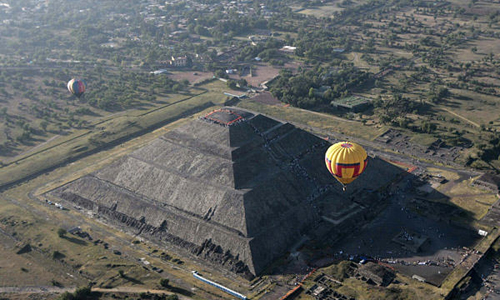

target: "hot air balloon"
[67,78,86,98]
[325,141,368,191]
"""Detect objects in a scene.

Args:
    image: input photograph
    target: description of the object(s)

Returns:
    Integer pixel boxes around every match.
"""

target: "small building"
[226,68,238,74]
[331,95,372,112]
[279,46,296,53]
[157,56,189,68]
[170,56,188,67]
[150,69,169,75]
[478,229,488,237]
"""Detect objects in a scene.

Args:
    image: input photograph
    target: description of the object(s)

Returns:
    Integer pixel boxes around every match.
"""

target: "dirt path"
[0,286,74,294]
[435,104,480,128]
[0,286,191,299]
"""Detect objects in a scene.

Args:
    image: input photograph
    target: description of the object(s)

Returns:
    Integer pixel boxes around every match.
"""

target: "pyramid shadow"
[268,166,480,287]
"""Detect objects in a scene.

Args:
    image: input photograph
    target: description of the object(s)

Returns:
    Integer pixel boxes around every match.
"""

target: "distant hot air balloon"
[325,141,368,191]
[67,78,86,98]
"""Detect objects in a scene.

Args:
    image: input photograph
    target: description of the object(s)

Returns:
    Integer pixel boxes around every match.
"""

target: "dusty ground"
[250,91,283,106]
[228,61,302,87]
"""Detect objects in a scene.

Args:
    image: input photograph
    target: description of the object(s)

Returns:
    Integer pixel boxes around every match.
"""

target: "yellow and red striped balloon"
[325,141,368,188]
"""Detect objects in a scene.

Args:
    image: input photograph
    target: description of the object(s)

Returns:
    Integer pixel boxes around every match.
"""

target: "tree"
[215,69,227,78]
[160,278,170,288]
[52,250,64,259]
[194,25,211,36]
[227,80,237,90]
[40,120,49,132]
[421,121,436,133]
[57,286,92,300]
[73,286,92,299]
[118,270,125,277]
[57,228,67,238]
[308,87,315,98]
[145,49,159,65]
[237,79,248,87]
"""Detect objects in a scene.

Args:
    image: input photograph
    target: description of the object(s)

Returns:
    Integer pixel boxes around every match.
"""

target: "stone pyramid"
[46,108,394,276]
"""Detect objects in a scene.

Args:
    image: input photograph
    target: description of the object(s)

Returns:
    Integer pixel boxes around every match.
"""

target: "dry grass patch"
[427,167,461,181]
[296,2,350,18]
[447,178,491,196]
[450,194,499,220]
[441,89,500,125]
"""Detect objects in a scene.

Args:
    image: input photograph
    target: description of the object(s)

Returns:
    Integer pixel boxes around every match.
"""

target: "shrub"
[160,278,169,288]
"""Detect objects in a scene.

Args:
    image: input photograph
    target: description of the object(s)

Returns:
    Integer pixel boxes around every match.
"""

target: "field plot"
[347,52,378,71]
[449,194,498,221]
[296,2,349,18]
[250,91,283,106]
[453,37,500,61]
[166,71,214,85]
[0,233,78,288]
[0,198,87,288]
[443,89,499,126]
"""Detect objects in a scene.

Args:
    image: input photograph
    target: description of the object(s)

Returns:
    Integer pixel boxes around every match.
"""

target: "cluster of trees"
[57,287,93,300]
[373,94,420,127]
[371,93,446,135]
[236,38,284,63]
[293,28,355,64]
[270,66,372,109]
[427,85,450,103]
[84,72,186,111]
[476,134,500,163]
